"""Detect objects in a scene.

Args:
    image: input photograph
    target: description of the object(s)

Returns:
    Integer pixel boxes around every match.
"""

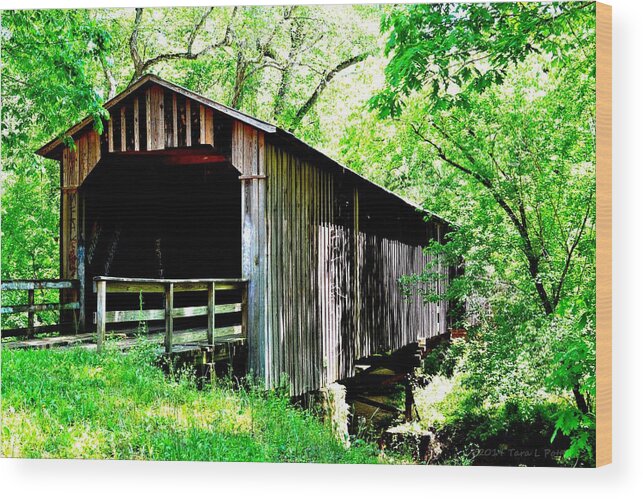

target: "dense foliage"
[356,1,597,464]
[1,3,597,465]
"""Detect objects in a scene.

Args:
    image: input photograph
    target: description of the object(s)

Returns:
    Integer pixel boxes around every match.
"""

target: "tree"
[1,10,111,283]
[358,2,596,462]
[99,5,375,132]
[371,1,595,117]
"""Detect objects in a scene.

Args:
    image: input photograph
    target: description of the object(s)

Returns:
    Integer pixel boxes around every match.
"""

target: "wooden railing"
[1,279,80,339]
[93,276,248,353]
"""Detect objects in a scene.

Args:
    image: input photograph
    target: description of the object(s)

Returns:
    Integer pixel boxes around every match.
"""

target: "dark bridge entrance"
[80,156,242,318]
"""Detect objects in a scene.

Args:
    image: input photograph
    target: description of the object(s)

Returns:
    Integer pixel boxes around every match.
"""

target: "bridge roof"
[36,74,452,227]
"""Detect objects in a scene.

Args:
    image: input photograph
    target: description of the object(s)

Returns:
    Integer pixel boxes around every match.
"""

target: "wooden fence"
[93,276,248,353]
[0,279,80,338]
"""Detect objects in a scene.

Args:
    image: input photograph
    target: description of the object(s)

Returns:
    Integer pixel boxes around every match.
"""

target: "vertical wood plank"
[27,289,35,338]
[199,105,206,145]
[120,106,126,152]
[277,148,286,385]
[60,191,70,283]
[71,144,79,187]
[133,97,140,151]
[96,280,106,352]
[204,108,214,146]
[62,148,69,187]
[90,130,100,177]
[164,282,174,354]
[207,281,216,345]
[231,120,236,167]
[172,93,178,148]
[241,281,248,339]
[84,132,91,180]
[78,134,88,185]
[353,187,360,359]
[145,88,152,151]
[265,143,275,387]
[149,86,165,150]
[157,87,165,150]
[257,131,267,380]
[108,113,114,152]
[185,99,192,147]
[304,160,312,390]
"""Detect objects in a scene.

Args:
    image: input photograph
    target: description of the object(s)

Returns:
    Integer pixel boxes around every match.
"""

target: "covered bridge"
[36,75,455,395]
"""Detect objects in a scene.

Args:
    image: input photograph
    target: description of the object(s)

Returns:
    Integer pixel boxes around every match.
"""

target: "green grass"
[1,345,399,463]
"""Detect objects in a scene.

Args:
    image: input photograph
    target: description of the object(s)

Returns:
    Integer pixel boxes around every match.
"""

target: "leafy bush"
[416,334,593,466]
[434,395,574,466]
[422,339,466,378]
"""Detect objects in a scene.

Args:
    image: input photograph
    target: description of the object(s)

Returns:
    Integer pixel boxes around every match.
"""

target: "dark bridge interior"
[81,158,242,317]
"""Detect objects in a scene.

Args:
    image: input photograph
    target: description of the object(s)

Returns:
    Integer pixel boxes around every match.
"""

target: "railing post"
[27,288,35,338]
[96,280,106,352]
[164,282,174,354]
[78,194,86,334]
[77,244,86,334]
[241,282,248,339]
[207,282,216,346]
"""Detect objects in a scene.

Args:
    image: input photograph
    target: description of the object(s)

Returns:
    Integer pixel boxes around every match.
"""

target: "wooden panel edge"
[596,1,612,468]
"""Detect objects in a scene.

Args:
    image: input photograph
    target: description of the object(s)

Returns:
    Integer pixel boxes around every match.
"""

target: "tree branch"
[412,122,555,314]
[100,55,117,99]
[552,190,594,309]
[274,15,303,117]
[129,8,144,78]
[128,7,236,83]
[288,52,369,131]
[187,7,213,51]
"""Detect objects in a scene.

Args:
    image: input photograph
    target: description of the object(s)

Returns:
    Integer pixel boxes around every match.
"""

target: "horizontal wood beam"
[94,276,247,284]
[1,280,79,291]
[101,282,244,294]
[3,326,245,350]
[92,303,242,324]
[100,155,227,167]
[103,146,226,163]
[157,154,227,166]
[93,277,247,294]
[1,302,79,314]
[350,395,403,415]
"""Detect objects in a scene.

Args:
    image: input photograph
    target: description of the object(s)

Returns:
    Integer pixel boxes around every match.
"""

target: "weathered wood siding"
[59,84,218,191]
[262,139,451,395]
[231,121,269,380]
[116,84,214,154]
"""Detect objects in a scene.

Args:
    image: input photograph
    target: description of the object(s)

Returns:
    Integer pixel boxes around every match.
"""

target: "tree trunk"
[573,385,589,415]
